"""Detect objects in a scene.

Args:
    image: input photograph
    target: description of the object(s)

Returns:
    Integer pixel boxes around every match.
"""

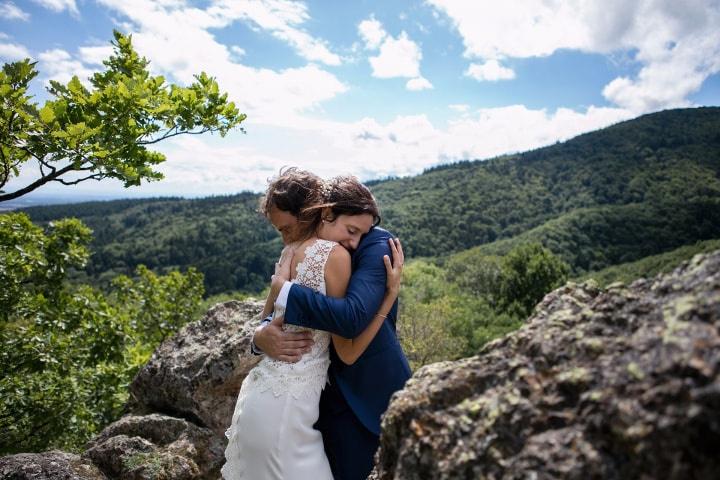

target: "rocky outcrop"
[7,251,720,480]
[0,450,106,480]
[82,414,225,480]
[374,251,720,479]
[0,300,262,480]
[129,300,262,435]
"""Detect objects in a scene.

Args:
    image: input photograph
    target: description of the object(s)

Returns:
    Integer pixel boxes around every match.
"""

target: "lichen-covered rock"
[129,300,262,435]
[374,250,720,479]
[82,413,224,480]
[0,450,106,480]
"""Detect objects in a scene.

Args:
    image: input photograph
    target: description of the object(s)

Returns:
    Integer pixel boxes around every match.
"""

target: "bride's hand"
[383,238,404,296]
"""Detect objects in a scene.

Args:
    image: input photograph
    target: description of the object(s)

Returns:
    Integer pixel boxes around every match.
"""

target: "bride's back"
[251,237,336,399]
[290,237,336,293]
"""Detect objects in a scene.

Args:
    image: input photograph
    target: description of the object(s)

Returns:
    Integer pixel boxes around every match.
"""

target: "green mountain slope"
[576,239,720,286]
[445,197,720,276]
[24,194,280,294]
[374,107,720,257]
[19,107,720,294]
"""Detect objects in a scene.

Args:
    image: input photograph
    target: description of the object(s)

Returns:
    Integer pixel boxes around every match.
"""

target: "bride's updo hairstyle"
[306,175,381,228]
[260,167,324,240]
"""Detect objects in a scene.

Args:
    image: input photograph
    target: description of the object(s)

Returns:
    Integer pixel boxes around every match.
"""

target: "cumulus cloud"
[283,104,636,184]
[429,0,720,113]
[368,31,421,78]
[38,48,96,84]
[207,0,341,65]
[406,76,433,91]
[358,16,386,50]
[465,59,515,81]
[448,104,469,113]
[0,40,30,61]
[31,0,78,15]
[358,17,432,91]
[0,1,29,20]
[439,105,632,161]
[230,45,246,58]
[93,0,347,125]
[78,45,114,65]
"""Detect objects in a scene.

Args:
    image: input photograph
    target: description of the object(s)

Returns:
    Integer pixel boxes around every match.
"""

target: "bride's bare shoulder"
[325,244,350,276]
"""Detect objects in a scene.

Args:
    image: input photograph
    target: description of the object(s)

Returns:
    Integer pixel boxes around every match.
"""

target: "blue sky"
[1,0,719,200]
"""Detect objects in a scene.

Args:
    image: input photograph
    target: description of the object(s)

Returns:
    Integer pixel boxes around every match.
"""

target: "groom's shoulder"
[356,227,393,258]
[364,226,393,242]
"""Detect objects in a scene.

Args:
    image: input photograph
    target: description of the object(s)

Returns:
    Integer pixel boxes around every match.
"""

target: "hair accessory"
[320,179,333,200]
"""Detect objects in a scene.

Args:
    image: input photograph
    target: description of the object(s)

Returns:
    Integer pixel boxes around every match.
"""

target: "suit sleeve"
[283,235,390,338]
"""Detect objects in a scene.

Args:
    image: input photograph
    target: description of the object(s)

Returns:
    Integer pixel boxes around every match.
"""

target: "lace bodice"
[245,239,336,399]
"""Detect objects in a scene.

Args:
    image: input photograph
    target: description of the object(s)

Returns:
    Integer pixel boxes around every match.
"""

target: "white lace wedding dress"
[221,239,335,480]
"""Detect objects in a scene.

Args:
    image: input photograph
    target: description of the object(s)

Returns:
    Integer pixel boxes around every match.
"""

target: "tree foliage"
[0,30,245,201]
[0,212,204,454]
[112,264,204,345]
[398,242,568,370]
[498,242,570,317]
[0,29,241,454]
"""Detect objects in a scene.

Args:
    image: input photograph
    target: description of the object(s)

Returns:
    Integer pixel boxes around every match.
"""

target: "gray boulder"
[83,414,224,480]
[0,300,262,480]
[129,300,262,435]
[374,250,720,479]
[0,451,106,480]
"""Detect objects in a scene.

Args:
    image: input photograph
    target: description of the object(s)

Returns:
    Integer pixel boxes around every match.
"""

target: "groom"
[254,187,411,480]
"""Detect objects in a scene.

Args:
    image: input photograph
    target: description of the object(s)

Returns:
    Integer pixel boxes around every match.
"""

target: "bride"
[222,170,403,479]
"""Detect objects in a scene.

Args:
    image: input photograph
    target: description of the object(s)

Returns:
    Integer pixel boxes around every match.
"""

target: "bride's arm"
[326,239,404,365]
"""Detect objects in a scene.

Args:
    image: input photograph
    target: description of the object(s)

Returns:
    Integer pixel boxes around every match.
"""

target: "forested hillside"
[22,107,720,294]
[24,194,279,294]
[375,107,720,258]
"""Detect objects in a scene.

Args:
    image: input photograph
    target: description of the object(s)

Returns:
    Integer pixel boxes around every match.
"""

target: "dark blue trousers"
[316,378,379,480]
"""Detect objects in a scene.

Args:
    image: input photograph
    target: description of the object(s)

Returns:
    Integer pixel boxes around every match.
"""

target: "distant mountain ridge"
[18,107,720,294]
[373,106,720,257]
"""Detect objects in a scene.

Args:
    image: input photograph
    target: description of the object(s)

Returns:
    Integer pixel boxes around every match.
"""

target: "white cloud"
[448,103,469,113]
[368,31,421,78]
[465,59,515,81]
[31,0,78,15]
[0,41,30,61]
[429,0,720,113]
[78,45,114,65]
[305,104,634,183]
[440,105,632,162]
[0,1,29,20]
[93,0,347,125]
[38,48,96,84]
[208,0,341,65]
[358,17,431,90]
[230,45,246,58]
[358,17,386,50]
[406,76,433,91]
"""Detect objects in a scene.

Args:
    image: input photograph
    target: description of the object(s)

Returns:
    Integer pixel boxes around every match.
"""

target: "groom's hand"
[253,316,314,363]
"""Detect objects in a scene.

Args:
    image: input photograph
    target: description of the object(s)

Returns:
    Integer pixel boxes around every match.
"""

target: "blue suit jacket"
[284,227,412,435]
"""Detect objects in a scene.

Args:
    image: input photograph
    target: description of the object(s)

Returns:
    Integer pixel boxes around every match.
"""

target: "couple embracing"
[222,168,412,480]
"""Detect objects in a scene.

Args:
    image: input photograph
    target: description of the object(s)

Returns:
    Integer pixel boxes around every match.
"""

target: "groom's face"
[268,206,300,245]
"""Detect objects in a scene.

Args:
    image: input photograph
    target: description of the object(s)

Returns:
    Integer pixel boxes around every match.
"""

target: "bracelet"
[375,313,388,319]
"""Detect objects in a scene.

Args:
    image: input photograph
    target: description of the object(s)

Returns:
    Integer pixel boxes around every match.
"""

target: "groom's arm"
[277,234,393,338]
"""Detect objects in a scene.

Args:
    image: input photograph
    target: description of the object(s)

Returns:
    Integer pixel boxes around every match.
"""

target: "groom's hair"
[260,167,324,237]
